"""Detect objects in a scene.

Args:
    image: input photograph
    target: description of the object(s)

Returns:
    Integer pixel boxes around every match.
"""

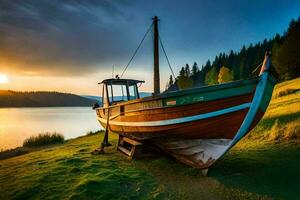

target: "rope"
[120,22,154,78]
[159,36,176,79]
[252,61,263,74]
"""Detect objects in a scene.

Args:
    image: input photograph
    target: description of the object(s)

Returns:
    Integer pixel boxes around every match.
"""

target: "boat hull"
[96,73,275,169]
[151,109,265,169]
[103,107,250,140]
[154,138,232,169]
[97,78,258,140]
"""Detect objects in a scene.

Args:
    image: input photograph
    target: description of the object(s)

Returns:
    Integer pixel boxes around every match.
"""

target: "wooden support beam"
[117,136,143,159]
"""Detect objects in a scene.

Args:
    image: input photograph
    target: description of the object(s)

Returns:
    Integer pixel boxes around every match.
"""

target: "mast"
[153,16,160,94]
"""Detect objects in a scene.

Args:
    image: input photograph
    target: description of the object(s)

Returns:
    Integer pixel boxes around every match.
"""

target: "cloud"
[0,0,136,76]
[1,0,299,79]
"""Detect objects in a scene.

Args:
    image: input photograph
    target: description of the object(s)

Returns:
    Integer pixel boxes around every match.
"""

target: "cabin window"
[112,84,128,102]
[102,80,142,106]
[107,84,113,103]
[128,84,138,100]
[106,83,131,105]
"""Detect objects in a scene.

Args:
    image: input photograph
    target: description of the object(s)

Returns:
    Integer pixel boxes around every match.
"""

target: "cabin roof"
[99,78,145,85]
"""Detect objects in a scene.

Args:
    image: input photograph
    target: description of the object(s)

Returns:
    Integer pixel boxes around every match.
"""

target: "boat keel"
[154,138,232,169]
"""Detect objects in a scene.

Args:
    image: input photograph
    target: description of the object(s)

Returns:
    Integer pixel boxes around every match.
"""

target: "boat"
[94,16,275,171]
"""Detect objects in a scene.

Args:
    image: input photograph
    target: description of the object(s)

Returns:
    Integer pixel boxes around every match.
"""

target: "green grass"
[246,77,300,142]
[0,133,272,200]
[23,132,65,148]
[212,143,300,199]
[85,130,105,136]
[0,78,300,200]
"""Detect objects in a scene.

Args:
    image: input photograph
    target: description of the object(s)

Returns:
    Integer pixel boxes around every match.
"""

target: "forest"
[166,17,300,90]
[0,90,97,107]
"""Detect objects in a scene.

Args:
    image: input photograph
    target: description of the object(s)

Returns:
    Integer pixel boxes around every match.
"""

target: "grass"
[23,132,65,148]
[0,78,299,200]
[0,147,29,160]
[0,133,272,200]
[0,133,66,160]
[283,121,300,140]
[245,77,300,142]
[275,88,300,98]
[85,130,105,136]
[211,142,300,199]
[273,78,300,98]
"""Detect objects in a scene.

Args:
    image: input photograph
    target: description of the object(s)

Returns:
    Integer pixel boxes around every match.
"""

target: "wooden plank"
[162,83,255,106]
[117,146,131,156]
[104,108,249,140]
[96,76,258,110]
[122,137,142,146]
[110,93,253,123]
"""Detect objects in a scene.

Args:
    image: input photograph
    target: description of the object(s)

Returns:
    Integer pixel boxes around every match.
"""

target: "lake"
[0,107,102,150]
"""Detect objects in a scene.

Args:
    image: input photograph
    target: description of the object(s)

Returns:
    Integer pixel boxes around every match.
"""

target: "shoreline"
[0,131,103,160]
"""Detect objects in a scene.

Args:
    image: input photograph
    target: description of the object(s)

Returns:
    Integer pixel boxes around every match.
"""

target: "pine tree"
[191,62,203,87]
[165,75,174,90]
[177,65,194,89]
[272,17,300,80]
[179,67,185,77]
[169,75,174,85]
[184,64,191,77]
[191,62,199,77]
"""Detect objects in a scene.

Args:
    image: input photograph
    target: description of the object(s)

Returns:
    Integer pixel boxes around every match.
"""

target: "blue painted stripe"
[231,72,269,144]
[98,102,251,127]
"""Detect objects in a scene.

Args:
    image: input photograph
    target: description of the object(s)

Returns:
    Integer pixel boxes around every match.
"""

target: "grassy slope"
[246,77,300,141]
[0,78,299,200]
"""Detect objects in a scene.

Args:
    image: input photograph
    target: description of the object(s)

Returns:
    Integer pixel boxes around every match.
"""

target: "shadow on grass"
[250,111,300,137]
[263,111,299,128]
[210,145,300,199]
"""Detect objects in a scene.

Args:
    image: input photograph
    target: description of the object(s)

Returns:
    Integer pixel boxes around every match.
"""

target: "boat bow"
[156,53,275,170]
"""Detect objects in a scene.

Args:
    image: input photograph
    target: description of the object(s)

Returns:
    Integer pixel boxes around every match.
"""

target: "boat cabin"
[99,78,145,107]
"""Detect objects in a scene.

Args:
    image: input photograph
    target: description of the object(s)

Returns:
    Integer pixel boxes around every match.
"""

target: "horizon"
[0,0,299,95]
[0,88,152,97]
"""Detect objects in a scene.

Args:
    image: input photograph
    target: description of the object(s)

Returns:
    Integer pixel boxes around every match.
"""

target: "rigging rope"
[159,36,176,79]
[120,22,154,78]
[252,61,263,74]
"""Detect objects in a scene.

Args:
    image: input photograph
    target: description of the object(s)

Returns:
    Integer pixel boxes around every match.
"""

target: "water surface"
[0,107,102,150]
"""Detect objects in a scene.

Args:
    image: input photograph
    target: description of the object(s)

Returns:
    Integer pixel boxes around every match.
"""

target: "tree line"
[166,17,300,90]
[0,90,97,107]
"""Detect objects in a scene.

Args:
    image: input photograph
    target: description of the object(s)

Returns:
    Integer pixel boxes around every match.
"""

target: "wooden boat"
[94,16,275,170]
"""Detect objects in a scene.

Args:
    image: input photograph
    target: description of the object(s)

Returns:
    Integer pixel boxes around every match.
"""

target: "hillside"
[0,78,299,199]
[245,77,300,142]
[0,90,97,107]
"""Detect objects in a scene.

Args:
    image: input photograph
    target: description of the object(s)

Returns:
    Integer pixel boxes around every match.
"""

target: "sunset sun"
[0,74,8,84]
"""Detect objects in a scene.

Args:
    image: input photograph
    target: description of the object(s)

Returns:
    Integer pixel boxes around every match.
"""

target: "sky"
[0,0,299,95]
